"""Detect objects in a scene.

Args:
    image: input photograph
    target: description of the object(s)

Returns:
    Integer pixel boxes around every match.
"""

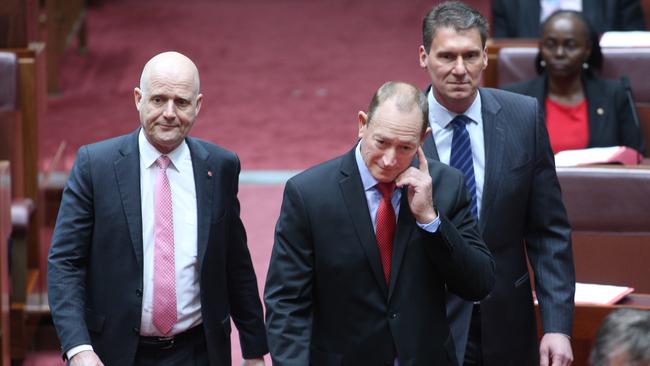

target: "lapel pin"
[597,107,604,115]
[207,170,213,177]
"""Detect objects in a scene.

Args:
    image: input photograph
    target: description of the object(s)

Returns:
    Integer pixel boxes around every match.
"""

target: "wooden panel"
[0,162,11,366]
[573,234,650,293]
[0,0,39,48]
[45,0,86,94]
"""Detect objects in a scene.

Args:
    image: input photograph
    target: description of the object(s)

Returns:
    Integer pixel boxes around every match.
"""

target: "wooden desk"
[556,167,650,293]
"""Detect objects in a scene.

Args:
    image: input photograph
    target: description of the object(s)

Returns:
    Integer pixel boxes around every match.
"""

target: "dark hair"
[422,1,489,53]
[589,309,650,366]
[367,81,429,134]
[535,10,603,75]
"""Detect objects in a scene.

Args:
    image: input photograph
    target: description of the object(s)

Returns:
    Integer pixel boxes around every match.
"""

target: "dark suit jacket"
[503,74,646,154]
[264,147,495,366]
[47,129,268,366]
[492,0,646,38]
[422,87,575,365]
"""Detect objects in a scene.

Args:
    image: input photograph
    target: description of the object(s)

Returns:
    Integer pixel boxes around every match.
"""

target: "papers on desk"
[600,31,650,48]
[575,282,634,305]
[554,146,642,167]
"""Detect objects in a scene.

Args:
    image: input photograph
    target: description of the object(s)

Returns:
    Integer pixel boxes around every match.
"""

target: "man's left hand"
[395,147,437,224]
[242,358,265,366]
[539,333,573,366]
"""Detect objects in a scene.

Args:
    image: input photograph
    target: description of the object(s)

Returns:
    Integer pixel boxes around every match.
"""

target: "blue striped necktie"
[449,115,478,218]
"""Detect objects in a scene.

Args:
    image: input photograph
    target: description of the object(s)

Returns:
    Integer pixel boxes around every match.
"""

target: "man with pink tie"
[48,51,268,366]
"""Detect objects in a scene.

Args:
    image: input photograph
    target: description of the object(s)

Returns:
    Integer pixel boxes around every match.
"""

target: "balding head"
[139,51,201,98]
[366,81,429,135]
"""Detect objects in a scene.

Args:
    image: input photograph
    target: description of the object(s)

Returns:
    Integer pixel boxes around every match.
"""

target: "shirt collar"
[428,89,483,128]
[138,128,189,171]
[354,141,381,192]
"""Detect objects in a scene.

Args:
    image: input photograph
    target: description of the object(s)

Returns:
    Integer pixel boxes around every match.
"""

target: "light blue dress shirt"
[354,142,440,233]
[427,89,485,220]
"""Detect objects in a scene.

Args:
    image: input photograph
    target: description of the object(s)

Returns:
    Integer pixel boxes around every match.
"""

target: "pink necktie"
[153,155,176,334]
[376,182,396,284]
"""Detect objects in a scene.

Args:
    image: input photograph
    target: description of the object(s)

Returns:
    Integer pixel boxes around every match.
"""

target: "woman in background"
[503,10,645,154]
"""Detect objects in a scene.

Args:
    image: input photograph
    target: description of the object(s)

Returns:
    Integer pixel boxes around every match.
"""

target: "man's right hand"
[70,350,104,366]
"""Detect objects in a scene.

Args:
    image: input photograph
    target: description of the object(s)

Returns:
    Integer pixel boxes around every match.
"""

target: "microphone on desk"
[620,75,641,129]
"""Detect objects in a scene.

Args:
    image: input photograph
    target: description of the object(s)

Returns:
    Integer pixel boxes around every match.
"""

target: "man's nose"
[382,149,397,167]
[451,56,467,75]
[162,100,176,119]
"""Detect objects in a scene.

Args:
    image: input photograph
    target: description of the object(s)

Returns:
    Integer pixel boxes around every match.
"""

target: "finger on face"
[395,167,420,188]
[417,147,429,173]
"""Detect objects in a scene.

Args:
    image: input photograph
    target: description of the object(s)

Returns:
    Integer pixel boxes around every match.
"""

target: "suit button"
[133,327,140,333]
[389,313,398,319]
[136,288,143,297]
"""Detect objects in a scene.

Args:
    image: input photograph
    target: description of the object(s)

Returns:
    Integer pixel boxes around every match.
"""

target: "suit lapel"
[583,77,606,147]
[422,132,440,161]
[338,149,389,296]
[478,89,505,234]
[114,130,144,269]
[186,138,213,271]
[422,85,441,160]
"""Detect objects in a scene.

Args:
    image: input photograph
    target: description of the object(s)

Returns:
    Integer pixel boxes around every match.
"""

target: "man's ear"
[134,87,143,110]
[195,93,203,115]
[420,126,432,145]
[358,111,369,139]
[418,45,429,68]
[482,45,488,70]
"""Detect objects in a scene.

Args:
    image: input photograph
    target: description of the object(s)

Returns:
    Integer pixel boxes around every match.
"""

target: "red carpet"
[43,0,487,172]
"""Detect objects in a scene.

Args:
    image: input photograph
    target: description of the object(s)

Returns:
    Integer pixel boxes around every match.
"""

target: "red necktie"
[376,182,396,284]
[153,155,176,334]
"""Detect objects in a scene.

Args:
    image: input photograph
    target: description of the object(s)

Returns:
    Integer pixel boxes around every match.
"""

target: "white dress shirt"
[540,0,582,22]
[427,89,485,220]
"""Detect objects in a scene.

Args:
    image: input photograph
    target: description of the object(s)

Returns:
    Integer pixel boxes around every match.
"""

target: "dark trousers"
[134,326,209,366]
[463,304,483,366]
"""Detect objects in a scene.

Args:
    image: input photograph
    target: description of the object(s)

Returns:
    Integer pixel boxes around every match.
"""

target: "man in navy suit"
[48,51,268,366]
[418,2,575,365]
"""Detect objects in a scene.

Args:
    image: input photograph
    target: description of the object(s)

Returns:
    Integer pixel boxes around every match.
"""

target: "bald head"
[139,51,201,98]
[366,81,429,135]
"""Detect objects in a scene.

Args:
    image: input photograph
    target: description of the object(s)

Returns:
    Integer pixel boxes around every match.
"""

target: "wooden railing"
[0,162,12,365]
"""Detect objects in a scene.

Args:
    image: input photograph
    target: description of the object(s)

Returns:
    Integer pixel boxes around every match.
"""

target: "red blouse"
[545,98,589,154]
